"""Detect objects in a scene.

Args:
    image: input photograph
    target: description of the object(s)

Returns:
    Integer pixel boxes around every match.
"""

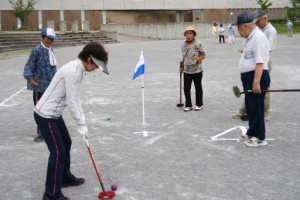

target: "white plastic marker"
[0,87,26,106]
[133,129,156,137]
[210,126,275,142]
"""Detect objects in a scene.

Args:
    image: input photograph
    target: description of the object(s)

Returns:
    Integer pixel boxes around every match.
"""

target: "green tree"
[9,0,38,30]
[257,0,273,12]
[287,0,300,21]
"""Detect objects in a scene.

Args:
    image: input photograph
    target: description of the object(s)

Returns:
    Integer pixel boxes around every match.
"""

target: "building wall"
[26,11,39,30]
[0,0,291,10]
[85,11,102,31]
[64,11,81,31]
[1,11,17,31]
[42,11,60,31]
[0,0,290,31]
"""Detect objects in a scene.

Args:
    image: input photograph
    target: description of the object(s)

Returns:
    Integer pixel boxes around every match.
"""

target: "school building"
[0,0,291,32]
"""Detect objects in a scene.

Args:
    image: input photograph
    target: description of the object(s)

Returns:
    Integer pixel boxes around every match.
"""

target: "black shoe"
[34,135,44,142]
[43,193,71,200]
[240,115,249,121]
[62,177,85,188]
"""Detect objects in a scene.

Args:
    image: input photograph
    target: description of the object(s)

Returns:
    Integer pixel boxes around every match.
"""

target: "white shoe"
[244,137,268,147]
[184,107,193,112]
[194,106,203,111]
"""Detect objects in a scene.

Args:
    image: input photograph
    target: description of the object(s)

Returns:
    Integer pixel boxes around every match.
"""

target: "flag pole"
[142,75,145,126]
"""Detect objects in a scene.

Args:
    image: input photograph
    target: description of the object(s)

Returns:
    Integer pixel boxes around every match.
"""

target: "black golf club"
[233,85,300,98]
[177,62,184,107]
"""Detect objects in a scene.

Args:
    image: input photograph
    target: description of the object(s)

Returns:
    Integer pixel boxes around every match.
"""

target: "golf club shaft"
[85,139,106,192]
[180,72,182,103]
[242,89,300,94]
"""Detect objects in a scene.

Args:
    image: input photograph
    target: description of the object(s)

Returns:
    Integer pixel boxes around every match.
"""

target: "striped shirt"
[35,59,86,126]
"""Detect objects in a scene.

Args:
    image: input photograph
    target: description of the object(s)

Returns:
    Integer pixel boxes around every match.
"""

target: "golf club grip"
[85,141,106,192]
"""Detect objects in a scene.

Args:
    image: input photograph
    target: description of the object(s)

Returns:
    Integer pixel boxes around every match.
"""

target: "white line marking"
[0,87,26,106]
[209,126,275,142]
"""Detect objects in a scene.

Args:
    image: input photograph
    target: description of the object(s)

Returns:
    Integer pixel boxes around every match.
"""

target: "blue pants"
[241,70,270,140]
[34,112,75,198]
[184,72,203,107]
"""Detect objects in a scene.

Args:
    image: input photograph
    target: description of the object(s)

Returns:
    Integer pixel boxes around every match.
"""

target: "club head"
[233,86,241,98]
[176,103,184,107]
[98,191,115,199]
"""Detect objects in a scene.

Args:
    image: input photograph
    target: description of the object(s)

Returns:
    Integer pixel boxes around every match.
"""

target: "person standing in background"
[23,28,58,142]
[228,24,235,44]
[252,9,277,121]
[218,24,225,44]
[212,22,218,44]
[286,20,293,37]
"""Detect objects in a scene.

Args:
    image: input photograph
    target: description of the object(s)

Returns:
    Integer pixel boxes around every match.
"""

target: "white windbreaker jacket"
[35,59,86,126]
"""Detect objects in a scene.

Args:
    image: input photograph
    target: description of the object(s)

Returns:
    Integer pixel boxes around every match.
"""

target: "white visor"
[91,56,109,75]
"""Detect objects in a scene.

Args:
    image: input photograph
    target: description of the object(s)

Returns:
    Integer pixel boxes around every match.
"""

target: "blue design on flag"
[132,51,145,80]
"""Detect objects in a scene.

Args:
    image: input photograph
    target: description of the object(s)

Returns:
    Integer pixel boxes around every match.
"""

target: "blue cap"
[232,12,253,26]
[40,28,57,39]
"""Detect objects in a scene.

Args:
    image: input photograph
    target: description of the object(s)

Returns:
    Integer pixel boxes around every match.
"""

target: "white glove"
[78,125,88,138]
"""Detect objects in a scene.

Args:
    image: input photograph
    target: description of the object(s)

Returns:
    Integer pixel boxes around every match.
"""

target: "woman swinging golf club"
[34,42,109,200]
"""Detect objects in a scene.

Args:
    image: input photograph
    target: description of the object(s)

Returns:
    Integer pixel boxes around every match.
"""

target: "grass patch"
[0,49,30,60]
[271,21,300,34]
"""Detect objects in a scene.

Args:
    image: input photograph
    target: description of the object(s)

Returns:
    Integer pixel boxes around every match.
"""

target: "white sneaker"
[194,106,203,111]
[244,137,268,147]
[184,107,193,112]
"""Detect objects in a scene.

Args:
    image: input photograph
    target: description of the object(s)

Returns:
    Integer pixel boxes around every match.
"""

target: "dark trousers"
[34,112,75,198]
[33,91,44,136]
[241,70,270,140]
[184,72,203,107]
[219,35,225,43]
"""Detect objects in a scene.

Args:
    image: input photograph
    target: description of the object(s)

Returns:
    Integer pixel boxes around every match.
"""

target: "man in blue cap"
[23,28,58,142]
[232,12,270,147]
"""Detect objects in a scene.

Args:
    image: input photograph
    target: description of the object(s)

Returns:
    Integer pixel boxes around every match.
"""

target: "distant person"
[34,42,109,200]
[218,24,225,44]
[23,28,58,142]
[228,24,235,44]
[232,12,270,147]
[180,26,206,112]
[212,22,218,44]
[286,20,293,37]
[232,9,277,121]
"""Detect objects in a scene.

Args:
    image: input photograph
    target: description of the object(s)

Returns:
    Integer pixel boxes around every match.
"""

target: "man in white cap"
[23,28,58,142]
[34,42,108,200]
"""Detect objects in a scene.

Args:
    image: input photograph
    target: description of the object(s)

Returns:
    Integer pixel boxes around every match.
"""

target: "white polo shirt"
[239,27,269,74]
[262,22,277,53]
[35,59,86,126]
